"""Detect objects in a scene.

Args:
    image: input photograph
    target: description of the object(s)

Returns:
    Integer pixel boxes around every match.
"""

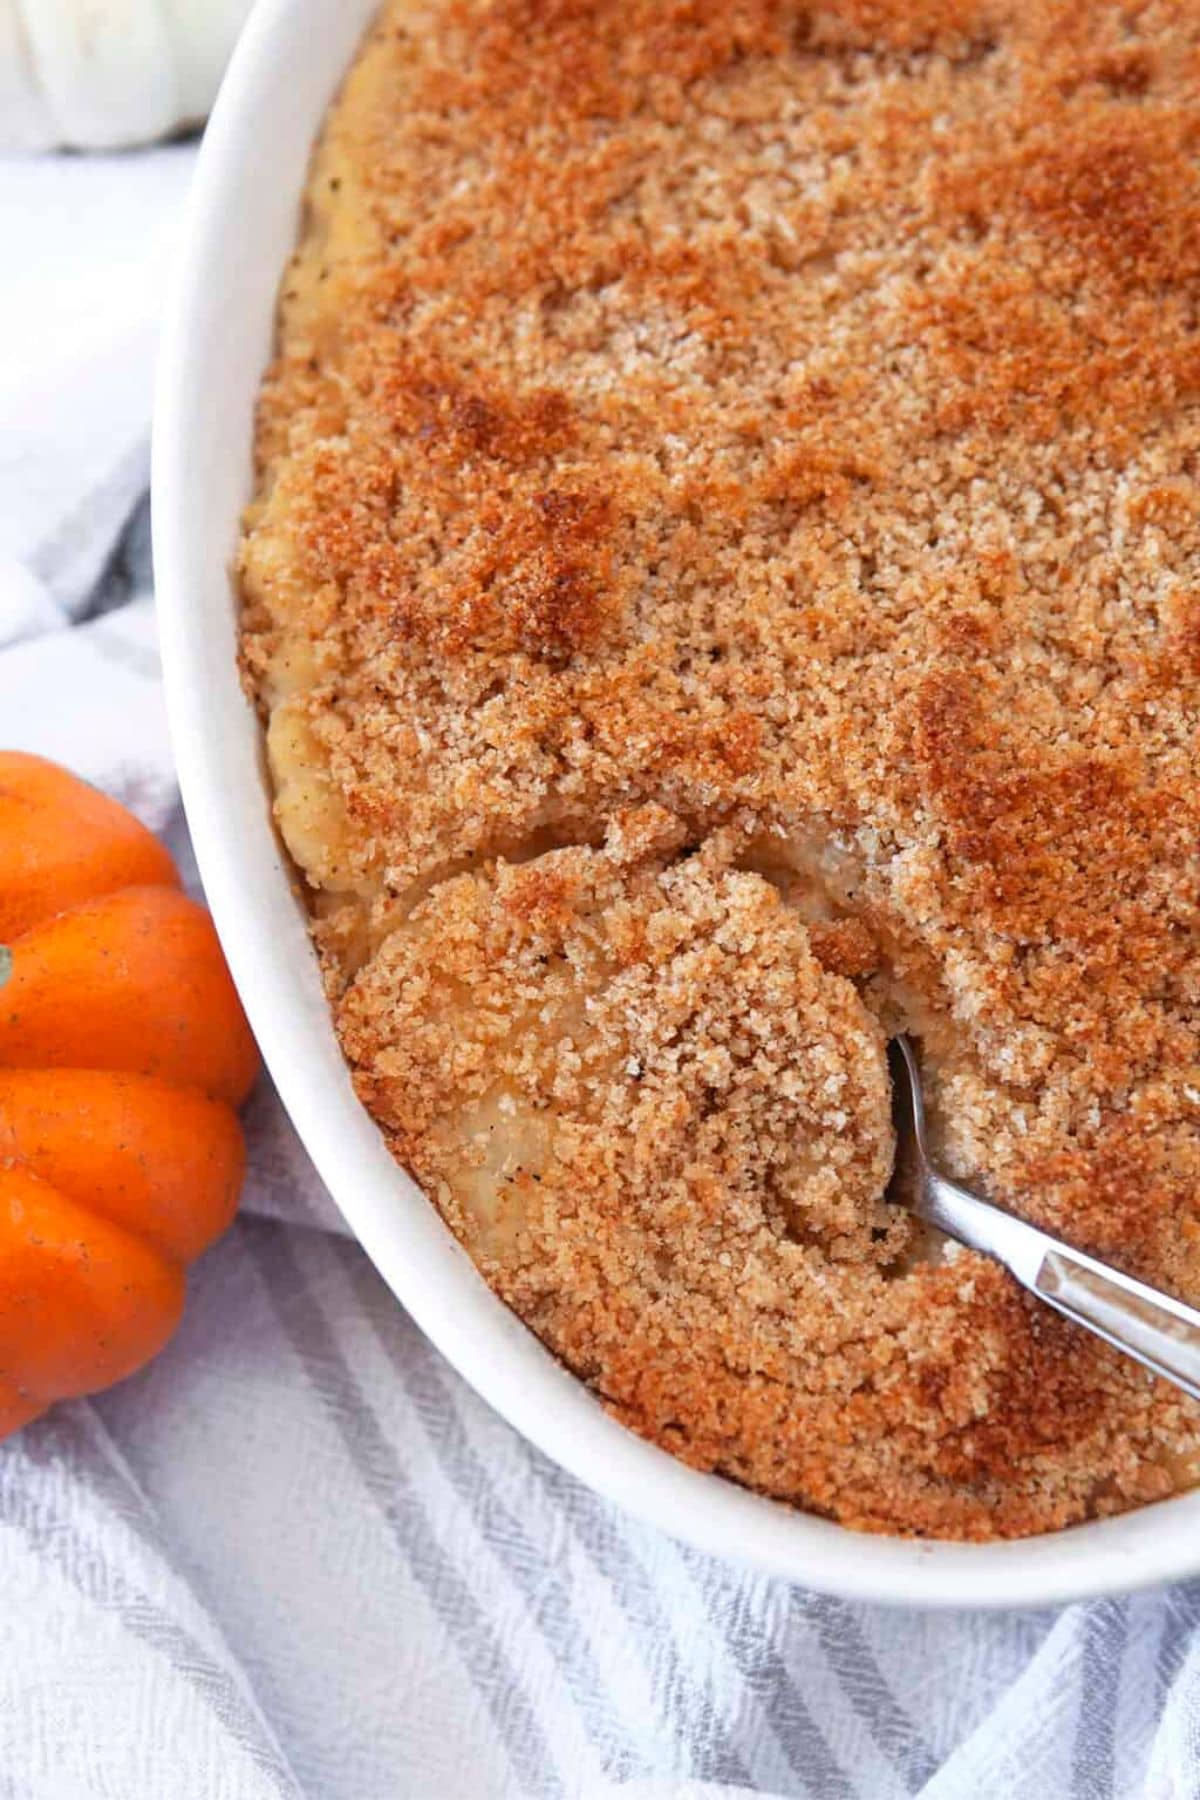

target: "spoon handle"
[1035,1251,1200,1402]
[918,1169,1200,1402]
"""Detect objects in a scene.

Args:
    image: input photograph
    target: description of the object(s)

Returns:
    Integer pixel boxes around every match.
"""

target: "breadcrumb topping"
[240,0,1200,1538]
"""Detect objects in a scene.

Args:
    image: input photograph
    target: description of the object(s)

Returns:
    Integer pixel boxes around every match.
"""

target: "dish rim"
[151,0,1200,1609]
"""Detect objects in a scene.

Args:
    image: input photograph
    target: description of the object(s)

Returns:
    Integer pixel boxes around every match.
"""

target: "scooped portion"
[331,815,1178,1536]
[338,815,893,1464]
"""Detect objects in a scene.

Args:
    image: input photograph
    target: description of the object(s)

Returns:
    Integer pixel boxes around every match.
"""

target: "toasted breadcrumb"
[240,0,1200,1537]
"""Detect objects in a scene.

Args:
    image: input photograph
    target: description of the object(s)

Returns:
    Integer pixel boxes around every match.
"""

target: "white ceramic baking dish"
[152,0,1200,1608]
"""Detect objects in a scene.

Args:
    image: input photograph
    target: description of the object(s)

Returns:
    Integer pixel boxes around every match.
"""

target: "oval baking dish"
[153,0,1200,1607]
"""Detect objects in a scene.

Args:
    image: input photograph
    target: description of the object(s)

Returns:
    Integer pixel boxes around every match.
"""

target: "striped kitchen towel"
[1,141,1198,1800]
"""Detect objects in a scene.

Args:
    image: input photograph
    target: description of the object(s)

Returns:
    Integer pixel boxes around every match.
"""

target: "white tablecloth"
[1,143,1198,1800]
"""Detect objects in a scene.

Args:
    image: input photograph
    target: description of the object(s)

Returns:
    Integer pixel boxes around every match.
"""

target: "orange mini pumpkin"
[0,752,259,1437]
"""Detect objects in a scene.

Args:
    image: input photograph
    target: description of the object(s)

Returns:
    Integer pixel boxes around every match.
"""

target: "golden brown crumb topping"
[240,0,1200,1537]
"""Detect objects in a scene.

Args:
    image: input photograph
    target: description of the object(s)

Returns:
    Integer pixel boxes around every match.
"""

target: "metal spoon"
[887,1034,1200,1403]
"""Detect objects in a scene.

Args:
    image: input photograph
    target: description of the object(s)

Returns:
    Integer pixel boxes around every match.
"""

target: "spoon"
[887,1034,1200,1403]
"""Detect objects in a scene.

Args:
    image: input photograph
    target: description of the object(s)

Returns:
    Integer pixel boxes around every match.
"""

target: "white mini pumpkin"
[0,0,254,151]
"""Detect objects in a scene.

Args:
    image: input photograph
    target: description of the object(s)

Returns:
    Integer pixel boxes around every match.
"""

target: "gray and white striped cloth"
[2,142,1198,1800]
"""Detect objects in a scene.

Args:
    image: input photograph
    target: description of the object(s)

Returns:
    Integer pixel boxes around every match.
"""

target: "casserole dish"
[153,0,1200,1607]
